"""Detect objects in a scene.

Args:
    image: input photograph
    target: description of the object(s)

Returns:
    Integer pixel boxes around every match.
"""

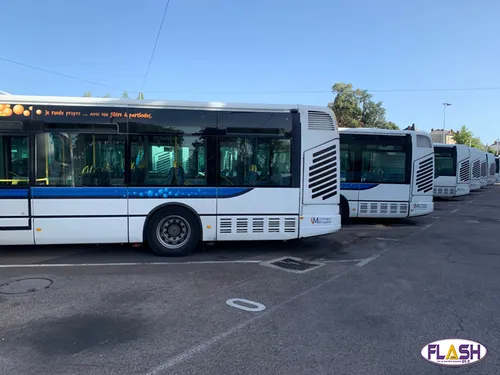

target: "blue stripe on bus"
[28,187,253,199]
[127,187,252,198]
[0,189,29,198]
[32,187,128,198]
[340,183,379,190]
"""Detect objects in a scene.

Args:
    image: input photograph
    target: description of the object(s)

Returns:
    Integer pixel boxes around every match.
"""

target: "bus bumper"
[299,214,341,238]
[408,199,434,217]
[470,180,481,190]
[455,184,470,196]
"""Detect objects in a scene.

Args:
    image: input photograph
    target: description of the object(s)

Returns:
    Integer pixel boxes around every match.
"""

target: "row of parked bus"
[338,128,498,223]
[433,143,498,197]
[0,95,497,255]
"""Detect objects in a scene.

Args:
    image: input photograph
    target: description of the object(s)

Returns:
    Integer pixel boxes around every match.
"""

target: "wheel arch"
[142,202,204,244]
[339,194,350,223]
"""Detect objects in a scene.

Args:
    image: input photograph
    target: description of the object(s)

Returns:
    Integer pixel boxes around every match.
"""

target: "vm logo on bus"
[310,217,332,225]
[421,339,487,367]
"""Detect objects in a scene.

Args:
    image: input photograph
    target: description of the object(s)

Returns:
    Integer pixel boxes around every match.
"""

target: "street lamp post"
[442,103,452,144]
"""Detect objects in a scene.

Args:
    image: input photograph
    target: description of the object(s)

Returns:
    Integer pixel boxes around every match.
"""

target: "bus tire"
[340,196,350,224]
[146,206,200,257]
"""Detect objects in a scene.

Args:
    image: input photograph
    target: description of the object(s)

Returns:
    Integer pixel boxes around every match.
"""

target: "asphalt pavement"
[1,186,499,375]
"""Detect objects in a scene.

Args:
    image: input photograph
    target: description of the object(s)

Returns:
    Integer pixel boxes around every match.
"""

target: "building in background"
[430,128,456,144]
[490,140,500,155]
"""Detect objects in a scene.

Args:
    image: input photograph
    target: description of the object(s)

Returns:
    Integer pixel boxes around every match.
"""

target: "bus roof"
[0,94,321,113]
[338,127,430,136]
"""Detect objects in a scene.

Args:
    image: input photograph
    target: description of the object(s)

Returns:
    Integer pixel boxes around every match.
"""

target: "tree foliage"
[452,125,484,149]
[328,82,399,130]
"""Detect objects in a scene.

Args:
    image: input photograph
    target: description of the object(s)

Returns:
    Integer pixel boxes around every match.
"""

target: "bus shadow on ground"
[342,217,421,227]
[0,236,355,263]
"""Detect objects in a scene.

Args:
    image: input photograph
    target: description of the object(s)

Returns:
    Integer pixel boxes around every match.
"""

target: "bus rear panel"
[339,128,434,219]
[433,143,470,197]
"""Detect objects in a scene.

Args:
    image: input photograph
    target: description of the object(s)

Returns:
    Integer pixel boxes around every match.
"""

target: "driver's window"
[0,135,29,186]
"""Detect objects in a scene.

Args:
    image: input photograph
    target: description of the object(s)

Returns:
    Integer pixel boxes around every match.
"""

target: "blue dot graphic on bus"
[147,190,154,197]
[169,191,173,196]
[158,189,164,195]
[163,194,168,198]
[139,193,144,197]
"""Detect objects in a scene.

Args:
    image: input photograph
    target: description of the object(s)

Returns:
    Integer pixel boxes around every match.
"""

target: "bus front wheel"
[146,206,201,256]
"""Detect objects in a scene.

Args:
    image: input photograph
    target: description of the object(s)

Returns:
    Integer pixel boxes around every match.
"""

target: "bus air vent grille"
[308,111,335,131]
[472,159,481,178]
[490,163,496,176]
[415,157,434,193]
[307,143,338,200]
[459,160,470,182]
[481,161,487,177]
[358,202,407,216]
[217,216,298,237]
[220,218,232,234]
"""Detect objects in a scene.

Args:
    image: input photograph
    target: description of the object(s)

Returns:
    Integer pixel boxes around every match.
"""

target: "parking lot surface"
[1,186,499,374]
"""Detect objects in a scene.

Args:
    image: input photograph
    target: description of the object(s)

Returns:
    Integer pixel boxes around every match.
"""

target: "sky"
[1,0,499,144]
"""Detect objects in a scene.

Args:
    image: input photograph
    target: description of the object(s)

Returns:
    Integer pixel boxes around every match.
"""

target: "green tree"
[121,91,130,99]
[137,92,145,100]
[452,125,483,148]
[328,82,398,129]
[385,121,399,130]
[83,91,92,97]
[452,125,473,144]
[328,83,362,128]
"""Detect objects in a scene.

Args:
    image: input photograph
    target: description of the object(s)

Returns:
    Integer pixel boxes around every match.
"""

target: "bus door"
[0,130,34,244]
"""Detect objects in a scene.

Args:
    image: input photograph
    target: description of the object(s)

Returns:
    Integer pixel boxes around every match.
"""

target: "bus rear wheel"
[146,206,200,256]
[340,196,350,224]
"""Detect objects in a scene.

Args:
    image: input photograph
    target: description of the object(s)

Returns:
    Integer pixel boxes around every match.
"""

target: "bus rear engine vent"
[459,160,470,182]
[415,157,434,193]
[472,159,481,178]
[308,143,337,200]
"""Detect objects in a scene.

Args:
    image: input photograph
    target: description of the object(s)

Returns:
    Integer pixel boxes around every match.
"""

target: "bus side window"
[130,135,207,187]
[0,135,29,186]
[35,133,126,187]
[219,137,291,187]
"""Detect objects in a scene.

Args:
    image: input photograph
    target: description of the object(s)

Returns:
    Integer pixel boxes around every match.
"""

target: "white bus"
[0,95,341,256]
[480,150,488,187]
[496,156,499,183]
[339,128,434,221]
[433,143,470,197]
[469,147,483,190]
[486,152,496,185]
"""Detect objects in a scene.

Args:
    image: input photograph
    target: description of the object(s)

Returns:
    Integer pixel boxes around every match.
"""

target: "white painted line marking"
[226,298,266,312]
[376,237,400,242]
[450,209,459,213]
[0,260,264,268]
[356,255,380,267]
[322,259,365,264]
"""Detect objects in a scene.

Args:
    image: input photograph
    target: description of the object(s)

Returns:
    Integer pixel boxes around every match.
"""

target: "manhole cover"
[260,257,323,274]
[0,278,53,295]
